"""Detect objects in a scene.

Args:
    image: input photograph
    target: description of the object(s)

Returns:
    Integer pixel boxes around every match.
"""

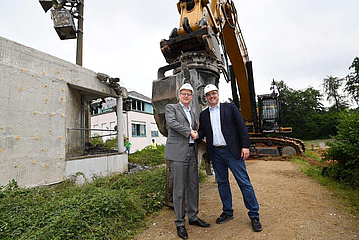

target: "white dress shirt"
[209,103,227,147]
[179,102,194,144]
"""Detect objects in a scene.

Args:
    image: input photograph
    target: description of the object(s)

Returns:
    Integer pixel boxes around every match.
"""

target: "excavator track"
[249,136,305,157]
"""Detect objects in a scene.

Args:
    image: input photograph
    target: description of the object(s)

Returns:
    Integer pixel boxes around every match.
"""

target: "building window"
[145,102,154,114]
[131,99,145,111]
[101,123,108,136]
[131,100,137,111]
[110,121,116,138]
[141,101,145,111]
[92,124,99,137]
[132,123,146,137]
[130,99,153,113]
[151,123,159,137]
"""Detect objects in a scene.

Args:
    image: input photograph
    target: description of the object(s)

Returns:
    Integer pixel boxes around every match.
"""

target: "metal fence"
[66,127,119,158]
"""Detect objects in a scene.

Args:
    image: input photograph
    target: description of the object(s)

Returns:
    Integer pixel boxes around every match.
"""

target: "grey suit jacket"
[164,103,198,161]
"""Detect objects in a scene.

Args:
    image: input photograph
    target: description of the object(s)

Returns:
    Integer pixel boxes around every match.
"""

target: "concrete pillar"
[117,97,124,153]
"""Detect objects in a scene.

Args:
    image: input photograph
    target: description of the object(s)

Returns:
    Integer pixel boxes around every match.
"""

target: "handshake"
[190,130,199,140]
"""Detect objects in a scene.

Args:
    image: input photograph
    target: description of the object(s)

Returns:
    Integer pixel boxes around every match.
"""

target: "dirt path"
[134,160,358,240]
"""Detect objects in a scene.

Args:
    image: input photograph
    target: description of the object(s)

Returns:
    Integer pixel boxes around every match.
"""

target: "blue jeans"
[212,147,259,219]
[125,147,130,155]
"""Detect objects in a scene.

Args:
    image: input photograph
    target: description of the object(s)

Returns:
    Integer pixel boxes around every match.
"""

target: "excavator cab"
[257,93,281,133]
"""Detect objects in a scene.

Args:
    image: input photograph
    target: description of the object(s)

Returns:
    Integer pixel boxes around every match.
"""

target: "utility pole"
[76,0,84,66]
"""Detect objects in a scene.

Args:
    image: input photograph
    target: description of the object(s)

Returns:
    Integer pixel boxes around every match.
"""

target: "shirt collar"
[179,102,191,111]
[209,103,220,111]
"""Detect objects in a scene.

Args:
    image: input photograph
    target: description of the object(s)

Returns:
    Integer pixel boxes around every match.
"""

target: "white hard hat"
[179,83,194,93]
[204,84,218,95]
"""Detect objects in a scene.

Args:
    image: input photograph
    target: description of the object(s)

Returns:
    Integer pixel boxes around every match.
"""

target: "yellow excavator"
[152,0,305,206]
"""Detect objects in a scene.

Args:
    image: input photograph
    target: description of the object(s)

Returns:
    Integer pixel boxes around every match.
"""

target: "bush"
[129,145,166,166]
[0,167,166,239]
[322,110,359,188]
[104,136,118,149]
[0,143,208,239]
[90,133,104,146]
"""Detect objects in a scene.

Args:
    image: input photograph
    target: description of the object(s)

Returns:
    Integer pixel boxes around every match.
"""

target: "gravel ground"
[134,160,358,240]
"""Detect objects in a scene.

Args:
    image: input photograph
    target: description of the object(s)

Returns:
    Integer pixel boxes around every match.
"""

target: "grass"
[2,142,357,238]
[303,149,323,162]
[129,145,166,166]
[0,144,208,239]
[291,153,359,218]
[0,167,166,240]
[304,139,333,150]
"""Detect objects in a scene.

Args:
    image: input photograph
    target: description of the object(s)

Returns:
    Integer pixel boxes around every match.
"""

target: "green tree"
[322,75,348,111]
[345,57,359,105]
[272,80,337,140]
[323,110,359,188]
[300,87,324,113]
[315,111,339,138]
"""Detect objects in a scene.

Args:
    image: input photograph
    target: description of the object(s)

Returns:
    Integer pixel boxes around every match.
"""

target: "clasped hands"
[190,130,199,140]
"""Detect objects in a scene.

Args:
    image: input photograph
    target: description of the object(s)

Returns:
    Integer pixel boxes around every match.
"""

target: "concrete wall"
[0,36,127,187]
[66,154,128,184]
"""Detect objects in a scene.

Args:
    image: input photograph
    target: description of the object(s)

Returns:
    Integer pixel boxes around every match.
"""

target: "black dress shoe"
[177,226,188,239]
[216,212,234,224]
[189,218,211,227]
[251,217,262,232]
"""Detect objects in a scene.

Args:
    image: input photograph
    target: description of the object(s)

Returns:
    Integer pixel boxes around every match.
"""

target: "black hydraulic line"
[218,21,231,83]
[183,17,193,33]
[229,65,240,109]
[221,1,237,30]
[246,61,259,133]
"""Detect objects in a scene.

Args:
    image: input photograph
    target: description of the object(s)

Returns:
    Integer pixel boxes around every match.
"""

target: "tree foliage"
[322,110,359,188]
[322,75,348,111]
[345,56,359,105]
[273,80,336,140]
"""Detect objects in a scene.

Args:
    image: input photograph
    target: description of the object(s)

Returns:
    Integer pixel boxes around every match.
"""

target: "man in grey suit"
[165,83,210,239]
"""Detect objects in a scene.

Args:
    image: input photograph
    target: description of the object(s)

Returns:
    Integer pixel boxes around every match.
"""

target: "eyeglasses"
[206,92,218,97]
[180,92,193,97]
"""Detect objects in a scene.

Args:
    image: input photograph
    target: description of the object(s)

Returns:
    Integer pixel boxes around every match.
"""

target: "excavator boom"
[153,0,305,207]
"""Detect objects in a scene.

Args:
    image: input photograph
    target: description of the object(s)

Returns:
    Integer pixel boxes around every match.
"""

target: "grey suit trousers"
[170,145,199,227]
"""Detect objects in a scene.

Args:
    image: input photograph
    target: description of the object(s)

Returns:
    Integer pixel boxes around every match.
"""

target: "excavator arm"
[160,0,257,126]
[153,0,305,207]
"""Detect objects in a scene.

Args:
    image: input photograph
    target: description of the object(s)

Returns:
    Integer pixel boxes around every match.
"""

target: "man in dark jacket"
[197,84,262,232]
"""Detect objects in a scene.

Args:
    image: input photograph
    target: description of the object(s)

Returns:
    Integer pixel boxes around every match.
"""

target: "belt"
[189,143,195,147]
[214,145,227,149]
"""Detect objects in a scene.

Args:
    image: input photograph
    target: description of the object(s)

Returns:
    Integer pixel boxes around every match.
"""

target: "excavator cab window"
[257,94,281,133]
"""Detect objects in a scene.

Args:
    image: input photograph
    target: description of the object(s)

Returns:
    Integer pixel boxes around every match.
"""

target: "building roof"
[128,91,151,103]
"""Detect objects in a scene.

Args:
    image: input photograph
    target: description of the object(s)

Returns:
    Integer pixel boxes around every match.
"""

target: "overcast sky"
[1,0,358,106]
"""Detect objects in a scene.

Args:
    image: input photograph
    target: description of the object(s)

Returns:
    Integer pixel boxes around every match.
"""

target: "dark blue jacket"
[198,102,251,161]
